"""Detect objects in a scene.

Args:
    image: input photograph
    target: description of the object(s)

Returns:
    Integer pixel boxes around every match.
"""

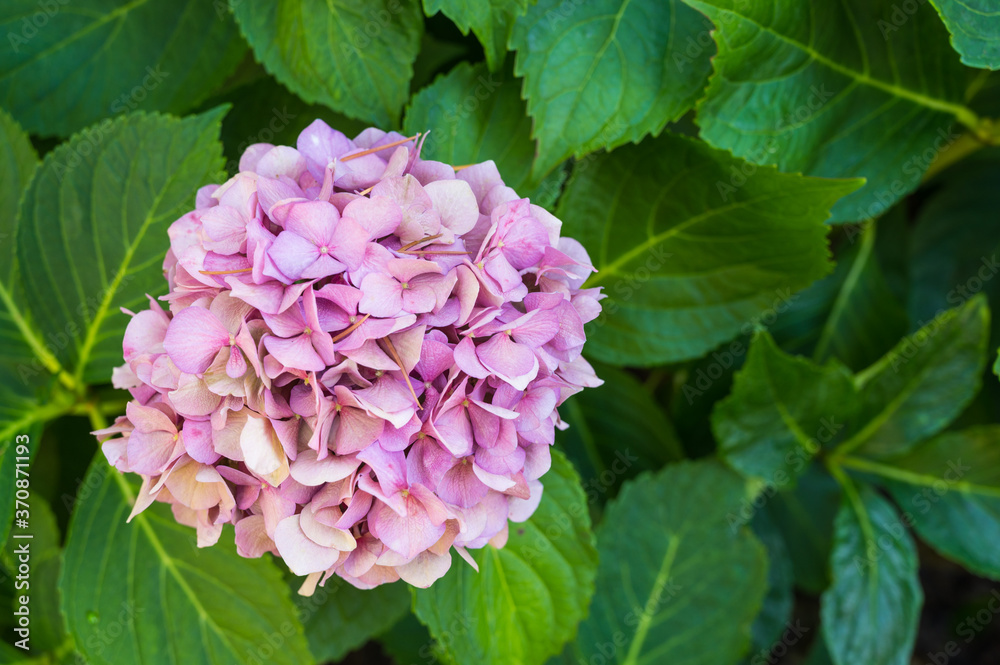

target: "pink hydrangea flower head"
[96,119,604,593]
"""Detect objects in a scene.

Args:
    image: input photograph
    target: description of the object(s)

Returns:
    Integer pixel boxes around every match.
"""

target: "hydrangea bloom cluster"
[96,120,603,592]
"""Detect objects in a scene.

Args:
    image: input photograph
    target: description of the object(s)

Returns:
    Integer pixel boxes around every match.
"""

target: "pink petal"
[263,334,326,372]
[163,306,230,374]
[289,449,360,486]
[425,179,479,236]
[274,514,342,575]
[368,496,446,559]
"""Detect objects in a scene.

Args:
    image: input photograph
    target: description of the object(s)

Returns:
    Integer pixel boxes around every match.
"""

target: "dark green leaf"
[60,460,313,665]
[0,0,246,137]
[298,578,410,663]
[836,296,990,459]
[567,460,767,665]
[773,226,908,371]
[909,146,1000,347]
[511,0,714,177]
[766,462,842,594]
[844,426,1000,580]
[559,133,861,366]
[744,510,794,661]
[0,109,62,550]
[403,61,559,205]
[231,0,424,126]
[930,0,1000,69]
[713,330,857,486]
[685,0,975,222]
[821,483,921,665]
[18,109,227,386]
[558,363,683,503]
[423,0,526,71]
[413,450,597,665]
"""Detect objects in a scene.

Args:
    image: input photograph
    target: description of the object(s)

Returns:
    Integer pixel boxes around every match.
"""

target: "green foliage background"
[2,1,1000,664]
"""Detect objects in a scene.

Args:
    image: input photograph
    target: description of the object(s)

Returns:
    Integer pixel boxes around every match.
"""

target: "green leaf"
[567,460,767,665]
[60,460,314,665]
[403,61,559,205]
[713,330,857,485]
[909,146,1000,347]
[558,363,683,503]
[17,109,228,386]
[773,226,909,371]
[685,0,976,222]
[842,426,1000,580]
[298,578,410,663]
[766,462,842,594]
[423,0,527,71]
[0,109,63,550]
[821,482,921,665]
[744,510,794,662]
[231,0,424,126]
[413,449,597,665]
[511,0,715,177]
[930,0,1000,69]
[558,133,862,366]
[837,296,990,459]
[0,0,246,137]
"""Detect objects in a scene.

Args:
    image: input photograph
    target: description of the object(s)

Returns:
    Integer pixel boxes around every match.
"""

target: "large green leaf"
[558,363,683,504]
[566,460,767,665]
[511,0,714,177]
[713,330,857,486]
[423,0,527,71]
[231,0,423,126]
[930,0,1000,69]
[0,0,246,137]
[403,61,558,204]
[772,226,909,371]
[413,450,597,665]
[298,578,410,663]
[836,296,990,459]
[685,0,977,222]
[559,133,862,366]
[60,460,313,665]
[17,109,228,386]
[821,482,921,665]
[842,426,1000,580]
